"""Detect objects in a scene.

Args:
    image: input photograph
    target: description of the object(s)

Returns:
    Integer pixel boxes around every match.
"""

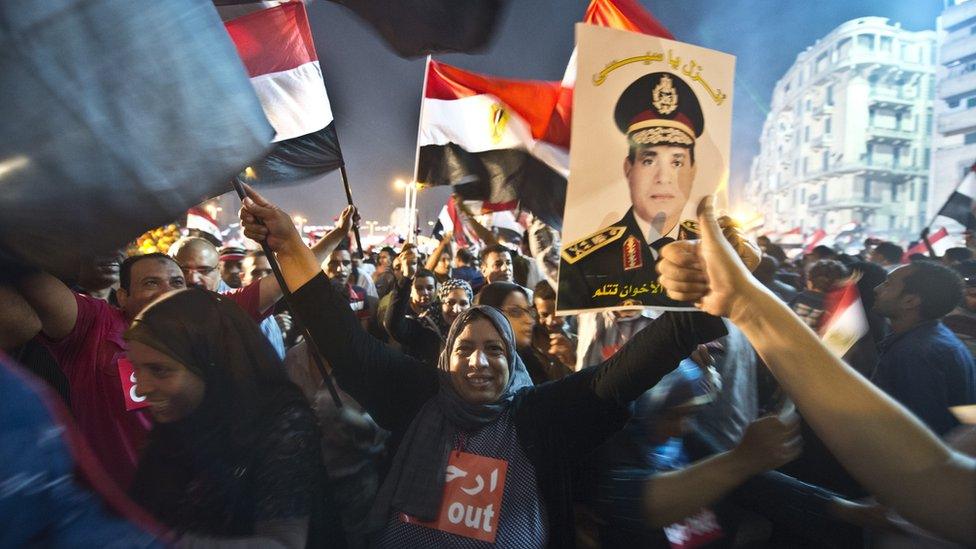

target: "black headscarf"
[368,305,533,527]
[124,288,316,533]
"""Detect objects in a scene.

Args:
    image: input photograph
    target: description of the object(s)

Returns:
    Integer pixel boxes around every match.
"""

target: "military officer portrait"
[557,71,705,311]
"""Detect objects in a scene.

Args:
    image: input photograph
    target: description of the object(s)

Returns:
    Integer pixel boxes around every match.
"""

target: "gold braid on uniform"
[630,127,693,146]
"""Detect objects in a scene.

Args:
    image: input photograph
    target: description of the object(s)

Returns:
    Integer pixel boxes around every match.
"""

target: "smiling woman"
[123,288,342,548]
[288,268,726,548]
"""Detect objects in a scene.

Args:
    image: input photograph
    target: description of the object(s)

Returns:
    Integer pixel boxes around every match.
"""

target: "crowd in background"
[2,188,975,548]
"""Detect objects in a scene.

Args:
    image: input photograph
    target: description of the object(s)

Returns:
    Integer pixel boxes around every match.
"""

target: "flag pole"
[231,179,344,410]
[414,55,432,186]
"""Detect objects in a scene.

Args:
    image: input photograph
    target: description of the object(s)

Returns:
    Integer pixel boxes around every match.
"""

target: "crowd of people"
[2,186,975,548]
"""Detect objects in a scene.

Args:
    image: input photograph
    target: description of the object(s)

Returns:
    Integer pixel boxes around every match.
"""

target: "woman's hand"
[239,184,304,254]
[656,196,764,320]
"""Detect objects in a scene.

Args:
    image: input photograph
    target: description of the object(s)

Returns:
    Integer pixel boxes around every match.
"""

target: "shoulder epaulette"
[561,226,626,264]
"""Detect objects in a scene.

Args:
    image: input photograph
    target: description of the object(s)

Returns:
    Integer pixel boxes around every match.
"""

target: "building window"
[967,97,976,108]
[965,132,976,145]
[825,117,832,134]
[822,150,829,171]
[949,98,960,109]
[857,34,874,50]
[804,126,810,141]
[826,84,834,105]
[880,36,892,53]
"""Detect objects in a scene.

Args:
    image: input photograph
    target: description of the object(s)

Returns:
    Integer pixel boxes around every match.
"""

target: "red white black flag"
[225,2,343,185]
[935,161,976,231]
[416,59,567,228]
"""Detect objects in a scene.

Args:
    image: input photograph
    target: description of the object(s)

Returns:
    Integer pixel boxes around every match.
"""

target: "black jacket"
[382,276,442,367]
[292,273,726,548]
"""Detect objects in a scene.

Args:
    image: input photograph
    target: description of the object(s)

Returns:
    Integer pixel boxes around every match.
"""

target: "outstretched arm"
[657,196,976,544]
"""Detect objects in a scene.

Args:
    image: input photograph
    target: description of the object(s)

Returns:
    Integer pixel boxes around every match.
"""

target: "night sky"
[251,0,943,230]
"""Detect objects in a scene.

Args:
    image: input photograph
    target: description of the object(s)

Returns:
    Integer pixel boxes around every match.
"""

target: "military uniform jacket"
[557,208,685,311]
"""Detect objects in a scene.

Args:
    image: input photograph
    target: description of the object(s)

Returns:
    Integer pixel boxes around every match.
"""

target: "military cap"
[614,72,704,147]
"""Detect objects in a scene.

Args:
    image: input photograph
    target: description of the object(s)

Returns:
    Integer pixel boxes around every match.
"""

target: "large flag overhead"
[225,2,342,185]
[0,0,272,278]
[416,60,568,229]
[214,0,507,58]
[935,161,976,231]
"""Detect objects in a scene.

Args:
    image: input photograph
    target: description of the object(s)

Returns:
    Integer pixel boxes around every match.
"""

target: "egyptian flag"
[803,229,830,254]
[936,161,976,230]
[416,59,567,229]
[903,226,950,261]
[820,281,869,358]
[543,0,673,148]
[186,207,223,247]
[225,2,342,185]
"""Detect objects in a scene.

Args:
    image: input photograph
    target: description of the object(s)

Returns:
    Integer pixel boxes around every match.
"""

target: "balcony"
[832,159,925,180]
[808,199,882,213]
[869,90,915,110]
[866,126,915,143]
[939,68,976,101]
[810,103,834,118]
[809,134,834,150]
[941,33,976,66]
[943,0,976,32]
[937,108,976,136]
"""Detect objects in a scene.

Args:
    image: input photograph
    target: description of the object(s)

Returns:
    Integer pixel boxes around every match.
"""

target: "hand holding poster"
[557,24,735,313]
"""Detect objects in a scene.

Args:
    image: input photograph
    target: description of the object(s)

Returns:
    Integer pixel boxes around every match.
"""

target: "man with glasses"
[170,236,286,358]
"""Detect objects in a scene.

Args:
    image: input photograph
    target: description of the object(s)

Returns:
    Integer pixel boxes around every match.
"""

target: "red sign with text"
[401,451,508,543]
[664,508,724,549]
[117,357,150,411]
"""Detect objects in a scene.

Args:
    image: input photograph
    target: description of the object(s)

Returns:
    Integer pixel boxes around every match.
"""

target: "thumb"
[696,195,737,258]
[242,182,273,208]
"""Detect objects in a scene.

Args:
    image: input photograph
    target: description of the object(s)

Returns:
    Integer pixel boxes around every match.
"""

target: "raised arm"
[657,196,976,544]
[311,205,356,263]
[382,275,422,345]
[13,271,78,341]
[241,193,436,430]
[424,232,452,272]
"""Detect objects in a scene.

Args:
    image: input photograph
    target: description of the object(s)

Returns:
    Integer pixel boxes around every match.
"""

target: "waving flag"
[820,281,869,358]
[903,226,950,261]
[0,0,272,278]
[935,161,976,231]
[225,2,343,185]
[416,60,567,228]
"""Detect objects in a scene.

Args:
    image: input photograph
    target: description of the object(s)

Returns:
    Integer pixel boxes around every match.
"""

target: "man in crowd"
[241,250,274,287]
[871,261,976,435]
[217,244,246,289]
[532,280,576,370]
[74,251,124,305]
[451,248,485,291]
[480,243,515,285]
[752,255,798,303]
[325,246,375,328]
[372,246,397,298]
[9,218,342,488]
[170,237,285,359]
[868,241,904,273]
[407,269,437,316]
[945,259,976,357]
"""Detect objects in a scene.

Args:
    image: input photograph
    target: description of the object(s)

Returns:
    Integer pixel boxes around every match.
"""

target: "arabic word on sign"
[401,451,509,543]
[117,357,150,412]
[622,235,643,271]
[663,508,724,549]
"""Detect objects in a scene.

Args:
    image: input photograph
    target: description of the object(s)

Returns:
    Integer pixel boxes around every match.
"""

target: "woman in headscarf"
[124,288,342,548]
[383,272,473,367]
[289,263,725,548]
[476,281,572,384]
[240,190,726,548]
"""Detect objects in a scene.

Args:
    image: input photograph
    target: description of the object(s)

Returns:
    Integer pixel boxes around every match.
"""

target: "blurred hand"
[275,312,293,339]
[732,412,802,475]
[829,498,907,534]
[548,333,576,368]
[657,196,762,319]
[239,184,302,253]
[441,231,454,244]
[337,205,357,234]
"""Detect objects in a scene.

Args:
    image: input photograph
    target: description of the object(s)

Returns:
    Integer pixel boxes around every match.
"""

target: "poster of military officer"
[557,24,736,313]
